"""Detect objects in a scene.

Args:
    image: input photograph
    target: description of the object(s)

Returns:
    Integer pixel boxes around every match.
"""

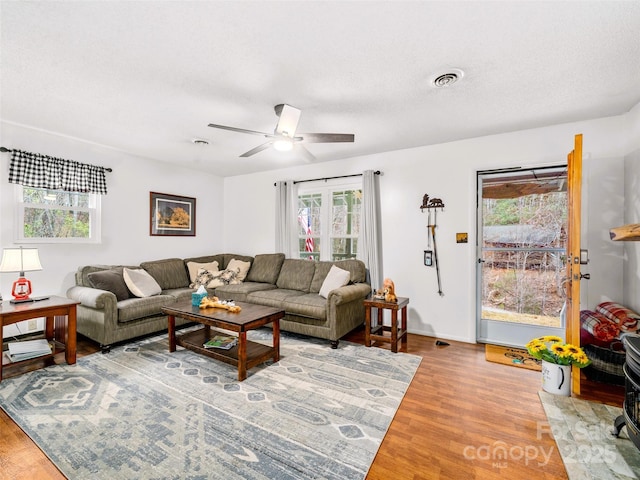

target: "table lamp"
[0,247,42,303]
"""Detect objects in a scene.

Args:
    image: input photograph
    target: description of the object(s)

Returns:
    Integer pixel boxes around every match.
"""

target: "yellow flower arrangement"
[525,335,591,368]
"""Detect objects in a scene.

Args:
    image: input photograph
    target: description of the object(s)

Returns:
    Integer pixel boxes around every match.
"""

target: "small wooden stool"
[364,296,409,353]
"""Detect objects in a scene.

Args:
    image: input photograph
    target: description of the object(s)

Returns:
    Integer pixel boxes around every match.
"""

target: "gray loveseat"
[66,253,371,352]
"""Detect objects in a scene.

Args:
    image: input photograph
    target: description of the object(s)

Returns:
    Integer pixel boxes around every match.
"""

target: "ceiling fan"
[208,104,354,161]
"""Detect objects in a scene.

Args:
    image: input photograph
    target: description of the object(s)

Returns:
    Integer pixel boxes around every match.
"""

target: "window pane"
[23,207,90,238]
[331,189,361,260]
[19,187,97,242]
[23,188,90,208]
[298,193,322,259]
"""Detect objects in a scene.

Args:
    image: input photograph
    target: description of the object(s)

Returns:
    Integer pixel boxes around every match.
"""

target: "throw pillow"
[319,265,351,298]
[190,268,216,289]
[227,258,251,282]
[187,261,219,283]
[87,269,130,301]
[123,267,162,298]
[207,268,240,288]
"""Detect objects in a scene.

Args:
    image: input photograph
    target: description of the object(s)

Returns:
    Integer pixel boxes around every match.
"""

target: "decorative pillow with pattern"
[208,268,240,288]
[190,268,215,289]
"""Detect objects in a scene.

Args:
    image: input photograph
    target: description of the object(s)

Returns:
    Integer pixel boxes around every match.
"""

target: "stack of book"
[7,339,53,362]
[203,335,238,350]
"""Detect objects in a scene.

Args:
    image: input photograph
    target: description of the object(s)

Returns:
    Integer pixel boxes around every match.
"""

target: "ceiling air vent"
[430,68,464,88]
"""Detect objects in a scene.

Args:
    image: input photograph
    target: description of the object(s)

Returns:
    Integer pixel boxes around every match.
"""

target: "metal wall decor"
[420,194,445,296]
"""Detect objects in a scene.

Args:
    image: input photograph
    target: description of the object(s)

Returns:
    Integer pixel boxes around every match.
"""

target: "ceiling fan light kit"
[208,104,355,160]
[273,139,294,152]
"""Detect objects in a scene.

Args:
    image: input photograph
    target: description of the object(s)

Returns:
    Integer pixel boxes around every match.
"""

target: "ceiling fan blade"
[208,123,273,137]
[240,142,273,157]
[295,144,316,163]
[298,133,355,143]
[275,104,301,137]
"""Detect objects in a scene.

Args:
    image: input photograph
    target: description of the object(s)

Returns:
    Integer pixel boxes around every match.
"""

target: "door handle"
[580,273,591,280]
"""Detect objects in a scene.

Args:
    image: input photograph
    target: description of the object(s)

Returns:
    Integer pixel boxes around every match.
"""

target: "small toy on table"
[199,296,242,313]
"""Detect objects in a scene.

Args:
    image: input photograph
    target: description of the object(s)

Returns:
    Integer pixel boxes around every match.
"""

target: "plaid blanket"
[580,310,619,342]
[596,301,640,332]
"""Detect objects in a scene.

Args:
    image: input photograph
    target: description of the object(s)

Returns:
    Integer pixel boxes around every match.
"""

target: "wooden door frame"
[566,133,583,395]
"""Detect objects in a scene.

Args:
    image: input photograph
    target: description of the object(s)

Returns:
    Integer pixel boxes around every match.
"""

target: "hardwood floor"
[0,329,624,480]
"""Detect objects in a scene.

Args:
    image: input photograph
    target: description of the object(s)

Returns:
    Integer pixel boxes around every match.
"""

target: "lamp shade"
[0,247,43,274]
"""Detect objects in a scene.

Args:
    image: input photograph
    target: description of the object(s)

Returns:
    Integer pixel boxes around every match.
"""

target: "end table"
[364,296,409,353]
[0,295,79,382]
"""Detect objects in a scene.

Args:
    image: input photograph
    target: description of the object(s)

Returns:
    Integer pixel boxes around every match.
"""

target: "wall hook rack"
[420,194,445,211]
[420,193,445,296]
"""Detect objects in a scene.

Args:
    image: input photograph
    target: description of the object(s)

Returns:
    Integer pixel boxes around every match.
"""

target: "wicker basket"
[583,343,626,385]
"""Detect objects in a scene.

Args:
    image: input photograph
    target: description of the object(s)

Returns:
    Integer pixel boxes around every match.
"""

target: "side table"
[364,296,409,353]
[0,295,79,382]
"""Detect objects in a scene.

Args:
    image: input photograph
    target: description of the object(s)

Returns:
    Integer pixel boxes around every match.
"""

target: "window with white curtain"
[297,180,361,261]
[15,186,101,243]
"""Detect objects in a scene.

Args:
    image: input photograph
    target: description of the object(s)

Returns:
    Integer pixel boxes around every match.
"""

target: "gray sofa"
[66,253,371,352]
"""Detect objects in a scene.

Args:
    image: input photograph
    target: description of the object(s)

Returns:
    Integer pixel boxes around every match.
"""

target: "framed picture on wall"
[150,192,196,236]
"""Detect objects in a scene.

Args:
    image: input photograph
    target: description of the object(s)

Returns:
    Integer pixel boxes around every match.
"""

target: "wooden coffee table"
[163,300,284,381]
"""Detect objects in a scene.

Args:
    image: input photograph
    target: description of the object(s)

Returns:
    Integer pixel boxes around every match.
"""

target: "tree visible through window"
[297,186,361,261]
[17,186,101,243]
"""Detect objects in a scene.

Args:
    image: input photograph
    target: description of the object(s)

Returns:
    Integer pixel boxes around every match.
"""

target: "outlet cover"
[27,319,38,331]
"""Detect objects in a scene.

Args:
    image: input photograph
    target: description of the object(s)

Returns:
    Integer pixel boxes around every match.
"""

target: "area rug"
[0,328,421,479]
[485,343,541,371]
[539,391,640,479]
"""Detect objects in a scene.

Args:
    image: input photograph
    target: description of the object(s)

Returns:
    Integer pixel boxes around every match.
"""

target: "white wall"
[623,102,640,313]
[224,113,633,343]
[2,105,637,344]
[0,121,225,302]
[624,147,640,313]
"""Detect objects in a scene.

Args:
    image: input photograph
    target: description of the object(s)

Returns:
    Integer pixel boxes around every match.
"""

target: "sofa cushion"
[214,282,276,302]
[245,253,285,284]
[276,259,316,292]
[247,289,305,309]
[282,293,328,320]
[117,294,175,323]
[227,258,251,281]
[309,259,366,292]
[87,268,130,301]
[319,265,351,298]
[162,287,193,303]
[123,268,162,298]
[333,259,366,283]
[140,258,190,290]
[186,261,219,283]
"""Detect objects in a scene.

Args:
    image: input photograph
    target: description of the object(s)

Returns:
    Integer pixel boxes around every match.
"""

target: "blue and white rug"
[0,328,421,479]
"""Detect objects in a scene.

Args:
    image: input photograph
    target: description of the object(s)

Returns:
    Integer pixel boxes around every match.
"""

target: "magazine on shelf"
[6,339,53,362]
[203,335,238,350]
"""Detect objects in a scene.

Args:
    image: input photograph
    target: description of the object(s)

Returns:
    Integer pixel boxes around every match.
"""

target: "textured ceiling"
[2,1,639,176]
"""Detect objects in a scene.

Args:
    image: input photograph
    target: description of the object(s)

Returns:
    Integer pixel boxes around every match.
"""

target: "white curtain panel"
[275,180,299,258]
[358,170,382,290]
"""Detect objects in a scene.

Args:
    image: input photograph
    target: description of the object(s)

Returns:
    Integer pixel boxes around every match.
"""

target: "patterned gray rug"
[0,328,421,479]
[539,391,640,479]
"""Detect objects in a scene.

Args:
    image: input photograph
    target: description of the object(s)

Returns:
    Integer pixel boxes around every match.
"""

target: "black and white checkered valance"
[8,149,109,194]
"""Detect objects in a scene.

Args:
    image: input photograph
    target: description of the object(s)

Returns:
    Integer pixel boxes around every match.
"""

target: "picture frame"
[150,192,196,236]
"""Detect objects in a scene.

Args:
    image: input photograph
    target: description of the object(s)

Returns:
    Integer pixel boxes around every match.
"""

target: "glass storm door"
[476,166,568,347]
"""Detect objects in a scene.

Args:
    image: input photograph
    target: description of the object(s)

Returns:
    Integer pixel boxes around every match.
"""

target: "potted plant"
[525,336,591,396]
